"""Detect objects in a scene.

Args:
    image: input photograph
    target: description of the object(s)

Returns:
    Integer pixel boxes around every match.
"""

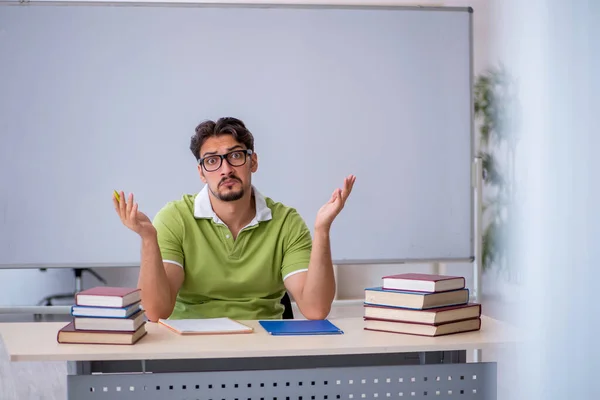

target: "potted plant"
[474,64,520,281]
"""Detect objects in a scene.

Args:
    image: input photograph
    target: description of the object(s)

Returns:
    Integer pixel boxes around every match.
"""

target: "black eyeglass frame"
[198,149,253,172]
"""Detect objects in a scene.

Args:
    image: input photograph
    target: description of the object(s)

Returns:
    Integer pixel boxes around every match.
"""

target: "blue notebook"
[258,320,344,336]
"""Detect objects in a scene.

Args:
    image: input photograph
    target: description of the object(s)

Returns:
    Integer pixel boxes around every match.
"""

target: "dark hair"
[190,117,255,161]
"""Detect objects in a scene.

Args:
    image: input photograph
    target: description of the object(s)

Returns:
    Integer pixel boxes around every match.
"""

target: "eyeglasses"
[198,149,253,172]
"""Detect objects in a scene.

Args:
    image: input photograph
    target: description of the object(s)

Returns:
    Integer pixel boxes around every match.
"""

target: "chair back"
[280,292,294,319]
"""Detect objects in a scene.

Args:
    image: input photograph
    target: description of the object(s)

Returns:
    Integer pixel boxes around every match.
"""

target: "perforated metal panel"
[68,362,496,400]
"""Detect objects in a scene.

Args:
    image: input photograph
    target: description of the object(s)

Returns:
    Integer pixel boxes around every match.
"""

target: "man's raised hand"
[112,191,156,239]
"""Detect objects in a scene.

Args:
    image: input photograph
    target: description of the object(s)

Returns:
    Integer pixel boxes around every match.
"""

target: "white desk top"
[0,316,517,362]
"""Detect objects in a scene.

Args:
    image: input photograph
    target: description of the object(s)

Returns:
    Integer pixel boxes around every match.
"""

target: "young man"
[113,117,355,322]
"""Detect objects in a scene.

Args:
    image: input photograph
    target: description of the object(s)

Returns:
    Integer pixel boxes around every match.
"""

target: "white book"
[71,301,141,318]
[158,317,253,335]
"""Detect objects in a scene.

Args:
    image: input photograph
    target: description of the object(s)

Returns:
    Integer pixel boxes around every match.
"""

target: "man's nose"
[220,158,234,175]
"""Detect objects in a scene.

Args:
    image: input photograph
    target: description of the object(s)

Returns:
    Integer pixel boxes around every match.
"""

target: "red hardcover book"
[75,287,141,308]
[382,273,465,293]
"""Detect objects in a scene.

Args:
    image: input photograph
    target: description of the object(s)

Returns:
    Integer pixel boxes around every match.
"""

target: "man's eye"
[206,157,218,165]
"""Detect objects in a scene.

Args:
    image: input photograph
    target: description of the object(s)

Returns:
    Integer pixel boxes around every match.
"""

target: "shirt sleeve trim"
[163,259,184,269]
[283,268,308,281]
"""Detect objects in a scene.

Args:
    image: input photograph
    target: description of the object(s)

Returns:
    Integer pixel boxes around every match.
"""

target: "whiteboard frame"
[0,2,476,269]
[2,1,455,8]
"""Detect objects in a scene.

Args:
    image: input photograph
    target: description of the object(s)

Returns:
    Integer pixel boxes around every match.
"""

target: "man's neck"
[210,190,256,237]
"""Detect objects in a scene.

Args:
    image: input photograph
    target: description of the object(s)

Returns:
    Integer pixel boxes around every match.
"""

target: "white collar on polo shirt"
[193,184,272,226]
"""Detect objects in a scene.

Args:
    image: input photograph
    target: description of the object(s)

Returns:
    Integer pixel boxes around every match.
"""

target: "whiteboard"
[0,4,474,267]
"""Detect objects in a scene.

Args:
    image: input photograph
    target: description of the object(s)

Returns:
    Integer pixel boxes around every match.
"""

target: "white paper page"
[159,317,251,333]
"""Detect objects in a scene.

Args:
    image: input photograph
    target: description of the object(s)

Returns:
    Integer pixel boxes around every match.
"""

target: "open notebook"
[158,317,253,335]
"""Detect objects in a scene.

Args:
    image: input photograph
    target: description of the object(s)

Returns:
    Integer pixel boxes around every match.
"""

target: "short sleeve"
[281,209,312,280]
[152,204,185,269]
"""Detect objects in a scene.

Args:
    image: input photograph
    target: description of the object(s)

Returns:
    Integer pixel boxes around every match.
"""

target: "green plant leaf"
[475,63,520,277]
[480,152,504,187]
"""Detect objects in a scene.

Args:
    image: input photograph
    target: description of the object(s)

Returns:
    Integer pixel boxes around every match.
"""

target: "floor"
[0,298,511,400]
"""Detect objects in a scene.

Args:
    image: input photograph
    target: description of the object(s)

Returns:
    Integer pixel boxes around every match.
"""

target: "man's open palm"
[315,174,356,231]
[113,191,156,238]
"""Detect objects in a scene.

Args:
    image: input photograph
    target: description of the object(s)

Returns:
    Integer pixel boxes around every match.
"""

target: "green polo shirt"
[151,185,311,320]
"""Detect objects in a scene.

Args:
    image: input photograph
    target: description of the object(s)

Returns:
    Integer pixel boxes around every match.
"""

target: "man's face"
[197,135,257,202]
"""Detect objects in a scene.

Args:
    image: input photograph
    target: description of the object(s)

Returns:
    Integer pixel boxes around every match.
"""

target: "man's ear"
[198,164,207,183]
[250,152,258,173]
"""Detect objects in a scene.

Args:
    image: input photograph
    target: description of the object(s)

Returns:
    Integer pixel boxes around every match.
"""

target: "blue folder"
[258,319,344,336]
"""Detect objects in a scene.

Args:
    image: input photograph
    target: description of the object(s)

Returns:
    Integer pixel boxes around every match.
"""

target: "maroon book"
[75,286,141,308]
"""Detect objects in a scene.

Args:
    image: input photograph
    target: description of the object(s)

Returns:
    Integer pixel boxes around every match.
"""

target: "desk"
[0,316,515,400]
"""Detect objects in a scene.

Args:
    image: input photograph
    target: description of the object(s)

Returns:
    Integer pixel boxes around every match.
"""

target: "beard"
[210,176,245,202]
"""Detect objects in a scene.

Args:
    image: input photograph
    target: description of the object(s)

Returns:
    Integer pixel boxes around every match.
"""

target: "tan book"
[57,321,147,345]
[73,309,146,332]
[364,317,481,337]
[365,287,469,309]
[364,303,481,325]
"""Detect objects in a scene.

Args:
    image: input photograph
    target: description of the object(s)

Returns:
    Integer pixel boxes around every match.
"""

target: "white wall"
[0,0,494,308]
[493,1,600,398]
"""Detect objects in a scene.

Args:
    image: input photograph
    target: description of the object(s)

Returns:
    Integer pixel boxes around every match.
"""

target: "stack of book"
[363,273,482,337]
[57,287,148,345]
